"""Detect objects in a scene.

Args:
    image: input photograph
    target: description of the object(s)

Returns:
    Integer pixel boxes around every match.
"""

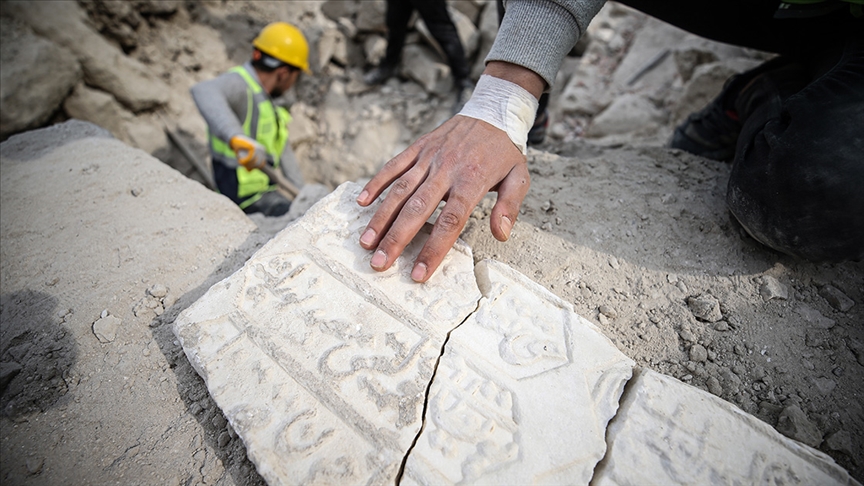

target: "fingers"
[359,163,432,253]
[490,162,530,241]
[410,195,474,282]
[357,143,422,207]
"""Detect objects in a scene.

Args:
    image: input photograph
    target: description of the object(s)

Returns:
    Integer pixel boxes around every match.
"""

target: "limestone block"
[403,260,634,485]
[4,0,168,112]
[174,182,481,485]
[0,16,81,138]
[593,368,855,486]
[585,93,664,138]
[401,44,453,96]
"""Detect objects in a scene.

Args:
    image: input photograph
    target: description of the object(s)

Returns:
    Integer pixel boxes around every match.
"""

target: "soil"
[1,1,861,484]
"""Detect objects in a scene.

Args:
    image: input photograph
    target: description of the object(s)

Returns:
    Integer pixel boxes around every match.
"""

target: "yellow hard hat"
[253,22,310,73]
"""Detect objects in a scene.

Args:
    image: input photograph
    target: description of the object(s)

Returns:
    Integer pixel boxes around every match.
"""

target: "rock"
[25,457,44,475]
[796,305,836,329]
[847,339,864,366]
[0,362,23,393]
[706,376,723,396]
[5,1,169,112]
[320,0,358,22]
[776,405,822,447]
[818,285,855,312]
[585,93,664,138]
[599,305,618,319]
[400,44,452,96]
[317,26,348,69]
[758,276,788,301]
[672,47,718,83]
[147,284,168,299]
[689,344,708,363]
[558,64,610,117]
[217,431,231,448]
[92,315,121,343]
[686,294,723,322]
[355,0,387,33]
[809,376,837,396]
[63,83,134,142]
[363,34,387,66]
[713,321,729,331]
[285,183,332,222]
[672,58,762,124]
[0,16,81,138]
[824,430,854,458]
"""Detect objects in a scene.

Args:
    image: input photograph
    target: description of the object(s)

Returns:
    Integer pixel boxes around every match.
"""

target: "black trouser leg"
[412,0,469,81]
[383,0,414,68]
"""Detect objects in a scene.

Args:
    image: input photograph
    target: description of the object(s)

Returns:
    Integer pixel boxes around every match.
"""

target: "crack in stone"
[587,369,638,485]
[395,298,482,485]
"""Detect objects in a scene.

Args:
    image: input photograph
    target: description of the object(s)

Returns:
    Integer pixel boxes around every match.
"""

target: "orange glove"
[229,135,267,170]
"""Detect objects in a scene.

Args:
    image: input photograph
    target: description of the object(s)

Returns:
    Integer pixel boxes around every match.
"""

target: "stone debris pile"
[174,183,856,486]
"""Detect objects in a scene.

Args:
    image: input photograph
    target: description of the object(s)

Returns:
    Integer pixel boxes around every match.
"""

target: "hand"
[229,135,267,170]
[357,114,530,282]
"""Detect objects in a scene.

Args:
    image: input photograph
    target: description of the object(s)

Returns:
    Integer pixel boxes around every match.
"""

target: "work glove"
[229,135,267,170]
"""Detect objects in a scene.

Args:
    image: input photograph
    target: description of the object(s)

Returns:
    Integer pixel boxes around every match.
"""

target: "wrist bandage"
[458,74,539,155]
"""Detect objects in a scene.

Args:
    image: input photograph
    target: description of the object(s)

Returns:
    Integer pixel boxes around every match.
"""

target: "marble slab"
[592,368,855,486]
[402,260,635,485]
[174,183,481,485]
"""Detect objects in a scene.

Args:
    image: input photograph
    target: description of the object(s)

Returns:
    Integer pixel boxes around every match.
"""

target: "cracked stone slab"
[402,260,635,485]
[592,368,856,486]
[174,182,481,485]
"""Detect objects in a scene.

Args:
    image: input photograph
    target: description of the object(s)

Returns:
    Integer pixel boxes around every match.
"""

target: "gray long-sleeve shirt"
[488,0,606,89]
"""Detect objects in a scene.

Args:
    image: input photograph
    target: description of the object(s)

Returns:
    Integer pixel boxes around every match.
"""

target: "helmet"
[253,22,310,73]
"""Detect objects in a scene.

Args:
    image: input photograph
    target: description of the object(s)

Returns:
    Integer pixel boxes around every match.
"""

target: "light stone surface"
[403,260,635,485]
[174,182,481,486]
[593,368,856,486]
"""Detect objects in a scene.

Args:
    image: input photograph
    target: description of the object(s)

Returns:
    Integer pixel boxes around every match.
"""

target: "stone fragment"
[796,305,836,329]
[824,430,854,458]
[401,44,452,96]
[92,315,121,343]
[706,376,723,396]
[147,284,168,299]
[363,35,387,66]
[819,285,855,312]
[403,260,634,485]
[5,1,169,112]
[585,93,664,138]
[686,294,723,322]
[758,276,788,301]
[0,16,81,138]
[776,405,823,447]
[355,0,386,33]
[174,183,481,485]
[809,376,837,396]
[689,344,708,363]
[599,305,617,319]
[593,369,852,485]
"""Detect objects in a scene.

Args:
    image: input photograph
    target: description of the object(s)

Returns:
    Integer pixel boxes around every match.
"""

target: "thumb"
[490,163,530,241]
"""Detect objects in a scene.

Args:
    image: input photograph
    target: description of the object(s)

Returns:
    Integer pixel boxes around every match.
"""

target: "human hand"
[356,114,530,282]
[230,134,267,170]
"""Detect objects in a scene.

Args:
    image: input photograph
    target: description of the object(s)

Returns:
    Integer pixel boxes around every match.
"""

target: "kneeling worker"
[191,22,309,216]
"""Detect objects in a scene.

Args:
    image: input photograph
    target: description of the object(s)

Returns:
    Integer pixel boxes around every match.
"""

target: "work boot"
[669,76,743,161]
[452,78,474,115]
[244,190,292,217]
[527,109,549,146]
[363,64,396,85]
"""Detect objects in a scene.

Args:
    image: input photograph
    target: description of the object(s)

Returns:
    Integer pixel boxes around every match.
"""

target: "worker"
[363,0,473,113]
[191,22,309,216]
[356,0,863,282]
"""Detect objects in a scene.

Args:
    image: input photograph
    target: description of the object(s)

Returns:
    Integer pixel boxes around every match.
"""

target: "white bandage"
[457,74,539,155]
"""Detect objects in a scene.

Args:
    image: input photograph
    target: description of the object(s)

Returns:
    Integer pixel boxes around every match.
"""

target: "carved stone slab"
[593,368,855,486]
[403,260,635,485]
[174,182,481,485]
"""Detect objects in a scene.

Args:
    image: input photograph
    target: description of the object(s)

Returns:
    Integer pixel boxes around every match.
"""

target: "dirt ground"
[1,1,861,484]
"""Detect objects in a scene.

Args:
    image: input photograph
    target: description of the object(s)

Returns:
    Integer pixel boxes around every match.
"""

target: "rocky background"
[1,1,861,484]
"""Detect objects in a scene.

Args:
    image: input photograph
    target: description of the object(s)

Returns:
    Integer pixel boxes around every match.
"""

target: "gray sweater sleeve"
[487,0,606,90]
[189,71,249,142]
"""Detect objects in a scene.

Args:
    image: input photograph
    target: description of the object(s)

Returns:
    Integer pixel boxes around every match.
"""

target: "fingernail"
[501,215,513,240]
[370,249,387,269]
[411,262,427,282]
[357,190,369,204]
[360,228,376,247]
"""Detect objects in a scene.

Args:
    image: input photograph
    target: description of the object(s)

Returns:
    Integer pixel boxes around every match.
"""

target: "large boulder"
[4,0,169,112]
[0,16,81,138]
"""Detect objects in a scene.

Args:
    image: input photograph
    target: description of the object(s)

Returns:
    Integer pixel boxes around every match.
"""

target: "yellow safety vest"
[208,66,291,209]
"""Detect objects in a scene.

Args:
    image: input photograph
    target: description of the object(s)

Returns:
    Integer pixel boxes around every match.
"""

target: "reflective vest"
[208,65,291,209]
